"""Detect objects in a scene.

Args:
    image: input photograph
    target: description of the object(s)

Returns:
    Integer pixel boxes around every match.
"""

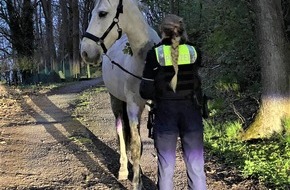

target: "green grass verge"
[204,119,290,189]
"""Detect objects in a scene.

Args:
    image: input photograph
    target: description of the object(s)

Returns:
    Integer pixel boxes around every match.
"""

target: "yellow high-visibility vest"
[155,44,197,66]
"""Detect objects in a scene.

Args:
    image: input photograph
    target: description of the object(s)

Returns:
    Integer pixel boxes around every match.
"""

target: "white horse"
[80,0,160,189]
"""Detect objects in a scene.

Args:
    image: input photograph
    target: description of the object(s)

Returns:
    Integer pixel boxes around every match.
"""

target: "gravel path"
[0,78,265,190]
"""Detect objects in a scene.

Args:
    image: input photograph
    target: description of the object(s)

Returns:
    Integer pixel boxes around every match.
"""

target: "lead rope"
[103,54,142,80]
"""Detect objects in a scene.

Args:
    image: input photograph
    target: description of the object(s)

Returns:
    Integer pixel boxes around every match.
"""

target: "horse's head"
[81,0,124,64]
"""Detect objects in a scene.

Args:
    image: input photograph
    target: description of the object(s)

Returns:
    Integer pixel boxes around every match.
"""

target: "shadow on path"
[25,78,156,189]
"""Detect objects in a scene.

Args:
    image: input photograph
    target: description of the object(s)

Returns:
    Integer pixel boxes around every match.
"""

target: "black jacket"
[139,38,202,100]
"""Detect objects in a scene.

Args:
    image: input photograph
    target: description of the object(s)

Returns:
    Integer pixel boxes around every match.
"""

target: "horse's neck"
[123,1,156,59]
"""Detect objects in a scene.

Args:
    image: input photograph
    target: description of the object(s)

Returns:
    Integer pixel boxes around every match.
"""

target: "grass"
[69,135,93,144]
[204,119,290,189]
[202,66,289,188]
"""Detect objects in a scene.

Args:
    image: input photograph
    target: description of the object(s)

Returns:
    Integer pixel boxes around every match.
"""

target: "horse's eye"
[98,11,108,18]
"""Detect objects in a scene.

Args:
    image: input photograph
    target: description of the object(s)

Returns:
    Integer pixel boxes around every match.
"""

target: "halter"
[83,0,142,80]
[82,0,123,53]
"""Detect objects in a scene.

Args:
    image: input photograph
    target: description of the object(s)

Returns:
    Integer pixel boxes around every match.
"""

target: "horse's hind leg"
[109,94,129,180]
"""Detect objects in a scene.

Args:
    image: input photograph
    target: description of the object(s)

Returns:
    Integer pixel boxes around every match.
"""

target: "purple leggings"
[153,100,207,190]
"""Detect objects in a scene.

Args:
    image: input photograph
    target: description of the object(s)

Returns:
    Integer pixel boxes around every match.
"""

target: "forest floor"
[0,78,267,190]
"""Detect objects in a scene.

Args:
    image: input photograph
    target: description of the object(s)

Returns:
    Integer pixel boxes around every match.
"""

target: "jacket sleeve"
[187,42,203,67]
[139,49,159,100]
[195,47,203,67]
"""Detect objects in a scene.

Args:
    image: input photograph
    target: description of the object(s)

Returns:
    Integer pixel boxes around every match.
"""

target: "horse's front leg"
[116,116,129,180]
[109,94,129,180]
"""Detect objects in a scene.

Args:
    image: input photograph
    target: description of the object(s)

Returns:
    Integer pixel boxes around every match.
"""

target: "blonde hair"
[160,14,188,92]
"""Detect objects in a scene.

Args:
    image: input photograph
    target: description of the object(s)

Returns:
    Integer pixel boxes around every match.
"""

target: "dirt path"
[0,79,263,190]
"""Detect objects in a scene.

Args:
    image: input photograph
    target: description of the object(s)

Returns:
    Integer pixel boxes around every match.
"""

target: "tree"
[242,0,290,140]
[71,0,80,78]
[1,0,35,84]
[58,0,69,62]
[4,0,34,57]
[41,0,57,72]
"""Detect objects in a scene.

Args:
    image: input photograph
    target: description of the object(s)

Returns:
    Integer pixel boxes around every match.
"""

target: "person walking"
[139,14,207,190]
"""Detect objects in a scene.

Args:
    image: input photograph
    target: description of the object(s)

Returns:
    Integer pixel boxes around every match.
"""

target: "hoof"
[118,170,128,180]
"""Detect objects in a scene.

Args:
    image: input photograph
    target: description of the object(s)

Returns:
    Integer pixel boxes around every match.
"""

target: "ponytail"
[170,34,181,92]
[160,14,186,92]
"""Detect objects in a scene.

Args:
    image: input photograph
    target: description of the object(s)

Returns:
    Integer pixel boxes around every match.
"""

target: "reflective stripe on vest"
[155,44,197,66]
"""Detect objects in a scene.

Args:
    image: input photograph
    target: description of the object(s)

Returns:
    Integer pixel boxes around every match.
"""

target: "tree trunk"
[80,0,95,78]
[34,3,41,74]
[41,0,57,72]
[67,1,74,78]
[71,0,80,78]
[242,0,290,140]
[170,0,175,14]
[59,0,69,59]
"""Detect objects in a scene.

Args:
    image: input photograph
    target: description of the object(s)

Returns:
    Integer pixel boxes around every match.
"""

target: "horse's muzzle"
[80,41,102,64]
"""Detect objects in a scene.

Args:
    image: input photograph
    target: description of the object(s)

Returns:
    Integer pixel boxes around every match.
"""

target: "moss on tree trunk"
[242,98,290,140]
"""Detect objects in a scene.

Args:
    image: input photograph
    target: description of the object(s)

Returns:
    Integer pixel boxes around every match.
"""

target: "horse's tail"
[122,101,131,150]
